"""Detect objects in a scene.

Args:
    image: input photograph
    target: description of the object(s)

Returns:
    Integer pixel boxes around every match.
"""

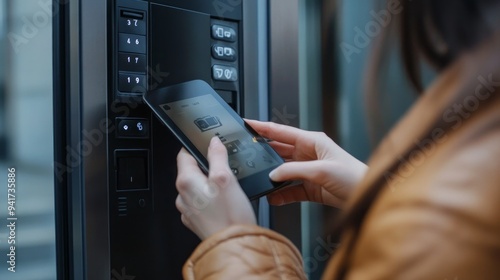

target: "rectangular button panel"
[111,0,155,277]
[212,65,238,82]
[118,33,147,54]
[116,118,149,138]
[118,73,146,93]
[118,53,147,72]
[211,25,236,42]
[211,19,240,112]
[212,45,236,62]
[119,11,146,35]
[116,6,148,96]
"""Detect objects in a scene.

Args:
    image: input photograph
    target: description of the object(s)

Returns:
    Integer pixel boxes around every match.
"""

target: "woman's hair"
[365,0,500,143]
[398,0,500,92]
[331,3,500,275]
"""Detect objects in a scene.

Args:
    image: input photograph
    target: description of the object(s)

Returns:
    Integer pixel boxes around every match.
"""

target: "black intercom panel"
[108,0,244,278]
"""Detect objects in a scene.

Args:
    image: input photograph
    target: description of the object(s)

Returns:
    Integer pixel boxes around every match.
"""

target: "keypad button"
[212,65,238,82]
[119,14,146,35]
[211,25,236,42]
[118,53,147,72]
[212,45,236,62]
[116,118,149,138]
[118,73,146,93]
[118,33,146,54]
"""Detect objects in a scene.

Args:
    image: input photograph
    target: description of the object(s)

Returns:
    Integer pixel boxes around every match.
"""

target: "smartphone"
[143,80,290,200]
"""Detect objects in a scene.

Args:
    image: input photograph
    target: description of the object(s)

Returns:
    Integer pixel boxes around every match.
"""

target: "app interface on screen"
[160,94,278,179]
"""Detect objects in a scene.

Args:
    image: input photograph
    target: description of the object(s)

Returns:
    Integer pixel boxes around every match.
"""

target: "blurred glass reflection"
[0,1,56,279]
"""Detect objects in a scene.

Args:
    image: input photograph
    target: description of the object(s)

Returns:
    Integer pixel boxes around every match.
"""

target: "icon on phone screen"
[194,115,222,132]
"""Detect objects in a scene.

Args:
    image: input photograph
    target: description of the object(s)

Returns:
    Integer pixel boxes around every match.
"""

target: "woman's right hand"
[246,120,368,208]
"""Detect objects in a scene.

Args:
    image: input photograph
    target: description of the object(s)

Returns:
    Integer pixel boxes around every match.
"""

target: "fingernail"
[269,169,277,180]
[210,136,219,147]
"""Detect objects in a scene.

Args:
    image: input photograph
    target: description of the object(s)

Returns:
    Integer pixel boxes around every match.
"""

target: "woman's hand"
[175,137,257,240]
[246,119,368,208]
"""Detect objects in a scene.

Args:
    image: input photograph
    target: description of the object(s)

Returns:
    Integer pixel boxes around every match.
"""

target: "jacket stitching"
[268,236,286,280]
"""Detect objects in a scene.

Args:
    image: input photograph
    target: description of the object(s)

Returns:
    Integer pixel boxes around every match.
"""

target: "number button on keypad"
[118,53,147,72]
[118,73,146,93]
[118,33,146,54]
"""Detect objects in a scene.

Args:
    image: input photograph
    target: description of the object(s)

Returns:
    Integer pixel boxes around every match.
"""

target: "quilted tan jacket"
[182,34,500,279]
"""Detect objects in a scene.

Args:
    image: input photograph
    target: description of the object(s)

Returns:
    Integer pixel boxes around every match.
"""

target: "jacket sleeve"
[183,224,307,280]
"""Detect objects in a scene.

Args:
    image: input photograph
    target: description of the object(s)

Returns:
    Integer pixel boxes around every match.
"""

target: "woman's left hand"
[175,137,257,240]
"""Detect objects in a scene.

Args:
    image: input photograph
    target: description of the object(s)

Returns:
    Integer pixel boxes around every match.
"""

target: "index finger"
[245,119,304,146]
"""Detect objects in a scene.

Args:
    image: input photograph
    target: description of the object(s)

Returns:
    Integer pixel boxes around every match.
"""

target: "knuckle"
[175,174,191,192]
[313,131,328,139]
[315,167,329,178]
[268,122,280,135]
[258,122,276,139]
[312,165,332,182]
[210,169,232,187]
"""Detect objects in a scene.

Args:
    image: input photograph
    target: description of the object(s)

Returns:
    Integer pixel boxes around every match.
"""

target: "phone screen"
[160,94,278,179]
[144,80,290,199]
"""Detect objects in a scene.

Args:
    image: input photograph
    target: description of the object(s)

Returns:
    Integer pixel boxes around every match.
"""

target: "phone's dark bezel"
[143,80,288,200]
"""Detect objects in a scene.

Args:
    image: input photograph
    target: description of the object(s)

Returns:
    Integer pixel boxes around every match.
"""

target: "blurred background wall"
[0,1,56,279]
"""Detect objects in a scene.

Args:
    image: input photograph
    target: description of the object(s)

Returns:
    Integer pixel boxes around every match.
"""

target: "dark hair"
[336,0,500,263]
[365,0,500,143]
[399,0,500,92]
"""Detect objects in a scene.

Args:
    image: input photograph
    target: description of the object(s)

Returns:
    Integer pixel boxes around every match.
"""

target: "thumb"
[207,136,229,171]
[207,137,236,190]
[269,161,332,185]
